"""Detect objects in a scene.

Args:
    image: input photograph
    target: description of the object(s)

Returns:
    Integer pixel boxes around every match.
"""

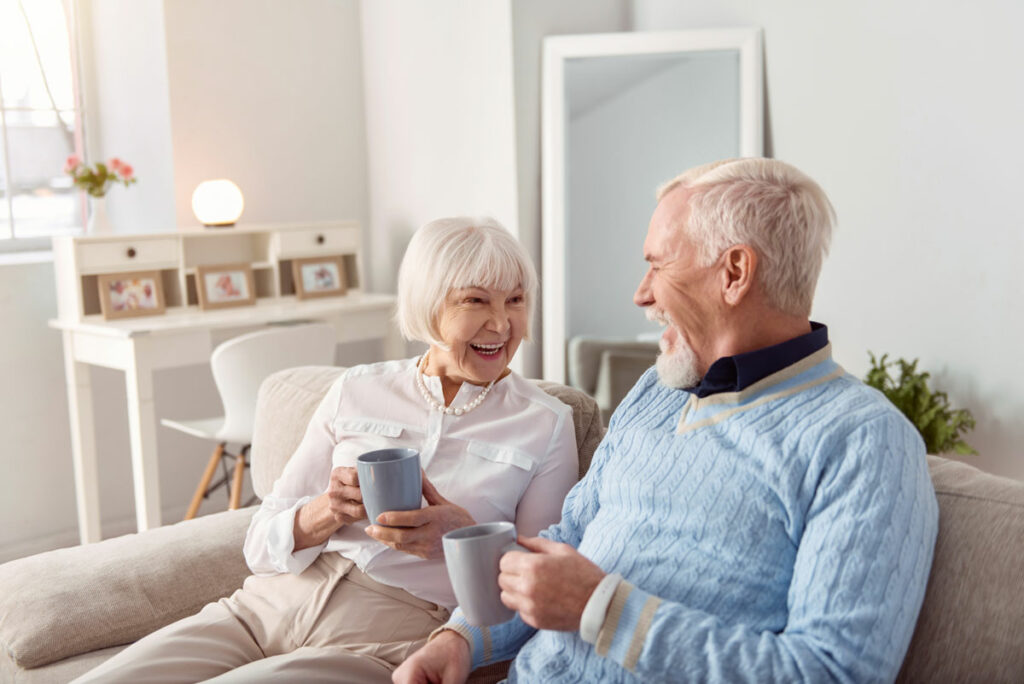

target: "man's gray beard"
[655,340,701,389]
[644,306,702,389]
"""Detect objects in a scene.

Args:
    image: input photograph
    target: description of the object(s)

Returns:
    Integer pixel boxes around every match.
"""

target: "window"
[0,0,83,248]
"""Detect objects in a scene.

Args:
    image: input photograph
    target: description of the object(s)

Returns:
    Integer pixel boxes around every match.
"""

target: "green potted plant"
[863,352,977,455]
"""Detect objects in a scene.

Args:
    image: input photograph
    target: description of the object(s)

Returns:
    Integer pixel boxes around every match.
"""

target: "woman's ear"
[721,244,757,307]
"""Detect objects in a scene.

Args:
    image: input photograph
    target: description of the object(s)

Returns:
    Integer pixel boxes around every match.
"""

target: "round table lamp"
[192,179,244,227]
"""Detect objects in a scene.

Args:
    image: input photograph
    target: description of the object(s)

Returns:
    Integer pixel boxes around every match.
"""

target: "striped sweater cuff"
[593,579,662,672]
[433,615,492,670]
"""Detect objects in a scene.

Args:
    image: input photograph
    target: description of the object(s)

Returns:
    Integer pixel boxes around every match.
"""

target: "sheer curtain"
[0,0,83,248]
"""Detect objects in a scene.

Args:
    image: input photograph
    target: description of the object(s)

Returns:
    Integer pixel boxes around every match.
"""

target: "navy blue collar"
[688,322,829,398]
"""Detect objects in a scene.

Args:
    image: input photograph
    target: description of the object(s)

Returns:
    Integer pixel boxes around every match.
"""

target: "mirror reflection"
[565,50,741,342]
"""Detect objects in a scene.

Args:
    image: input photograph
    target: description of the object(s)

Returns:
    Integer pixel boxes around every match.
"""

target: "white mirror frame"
[541,28,764,382]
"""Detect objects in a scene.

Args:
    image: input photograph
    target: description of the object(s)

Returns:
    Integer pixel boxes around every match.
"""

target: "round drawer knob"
[126,247,137,258]
[316,234,325,245]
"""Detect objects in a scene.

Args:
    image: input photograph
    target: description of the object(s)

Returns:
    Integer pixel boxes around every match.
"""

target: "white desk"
[51,223,399,544]
[50,295,401,544]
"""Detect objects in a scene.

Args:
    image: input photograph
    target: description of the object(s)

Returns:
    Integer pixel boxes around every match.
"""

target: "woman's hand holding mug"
[325,466,367,525]
[365,473,475,560]
[293,465,367,551]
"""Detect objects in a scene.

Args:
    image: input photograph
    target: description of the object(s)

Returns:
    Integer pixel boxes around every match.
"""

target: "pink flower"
[66,156,137,193]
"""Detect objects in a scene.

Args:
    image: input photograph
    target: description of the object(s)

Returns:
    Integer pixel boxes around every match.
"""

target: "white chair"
[161,322,337,520]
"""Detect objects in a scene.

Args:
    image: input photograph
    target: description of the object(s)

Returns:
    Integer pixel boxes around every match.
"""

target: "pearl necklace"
[416,352,496,416]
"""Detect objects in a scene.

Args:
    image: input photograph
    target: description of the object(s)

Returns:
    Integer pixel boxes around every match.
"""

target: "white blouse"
[243,357,579,608]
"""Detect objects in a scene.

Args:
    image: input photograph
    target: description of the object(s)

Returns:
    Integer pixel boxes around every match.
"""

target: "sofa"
[2,365,1023,682]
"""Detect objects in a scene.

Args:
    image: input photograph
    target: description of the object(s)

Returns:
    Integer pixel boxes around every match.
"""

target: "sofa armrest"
[0,507,254,669]
[896,456,1024,681]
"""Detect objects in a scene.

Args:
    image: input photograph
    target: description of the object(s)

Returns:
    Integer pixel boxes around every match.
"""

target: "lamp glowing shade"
[191,179,244,227]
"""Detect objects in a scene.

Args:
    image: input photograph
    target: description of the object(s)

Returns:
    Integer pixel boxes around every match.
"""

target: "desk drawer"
[77,238,179,272]
[277,227,360,257]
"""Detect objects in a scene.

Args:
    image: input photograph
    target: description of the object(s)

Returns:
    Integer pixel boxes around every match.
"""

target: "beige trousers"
[73,553,450,684]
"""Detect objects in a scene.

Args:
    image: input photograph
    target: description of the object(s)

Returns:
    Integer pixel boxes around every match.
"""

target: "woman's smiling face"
[427,285,527,387]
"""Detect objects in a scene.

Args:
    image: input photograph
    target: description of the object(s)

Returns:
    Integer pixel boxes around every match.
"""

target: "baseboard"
[0,503,192,564]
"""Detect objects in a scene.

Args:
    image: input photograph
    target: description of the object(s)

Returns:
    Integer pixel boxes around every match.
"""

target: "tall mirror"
[541,28,764,382]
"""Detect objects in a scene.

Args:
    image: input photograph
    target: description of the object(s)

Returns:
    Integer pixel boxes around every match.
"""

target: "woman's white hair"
[396,216,538,347]
[657,158,836,317]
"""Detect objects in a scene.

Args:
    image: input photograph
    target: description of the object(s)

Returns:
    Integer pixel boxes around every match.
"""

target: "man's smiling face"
[634,185,724,388]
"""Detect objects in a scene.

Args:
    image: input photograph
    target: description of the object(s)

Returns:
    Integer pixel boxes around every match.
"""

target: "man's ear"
[721,244,757,306]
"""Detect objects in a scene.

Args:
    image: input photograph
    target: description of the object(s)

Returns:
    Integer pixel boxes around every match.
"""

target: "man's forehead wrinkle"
[651,231,684,264]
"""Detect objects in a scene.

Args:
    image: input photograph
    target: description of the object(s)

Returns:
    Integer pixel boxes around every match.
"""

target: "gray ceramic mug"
[356,447,422,526]
[442,521,529,626]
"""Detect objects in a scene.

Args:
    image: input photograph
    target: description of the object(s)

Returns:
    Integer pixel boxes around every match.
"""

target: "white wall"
[164,0,369,233]
[509,0,631,377]
[359,0,520,300]
[78,0,177,232]
[358,0,629,373]
[0,262,76,559]
[634,0,1024,480]
[0,0,371,562]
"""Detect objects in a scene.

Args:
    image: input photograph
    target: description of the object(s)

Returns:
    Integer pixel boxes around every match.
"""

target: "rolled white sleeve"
[243,495,323,575]
[242,372,346,575]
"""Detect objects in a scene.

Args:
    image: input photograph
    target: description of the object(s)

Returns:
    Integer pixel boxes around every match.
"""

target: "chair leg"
[186,443,226,520]
[229,449,246,510]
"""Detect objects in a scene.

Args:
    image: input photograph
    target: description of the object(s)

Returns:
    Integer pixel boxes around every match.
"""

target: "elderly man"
[395,158,938,683]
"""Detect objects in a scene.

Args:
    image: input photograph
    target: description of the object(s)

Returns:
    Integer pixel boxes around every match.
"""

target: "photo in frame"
[292,255,348,300]
[195,263,256,310]
[97,271,166,320]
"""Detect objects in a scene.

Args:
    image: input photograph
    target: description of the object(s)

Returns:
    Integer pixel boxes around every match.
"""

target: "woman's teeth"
[470,342,504,356]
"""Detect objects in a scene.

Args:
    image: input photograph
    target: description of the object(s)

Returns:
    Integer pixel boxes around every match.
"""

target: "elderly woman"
[74,218,578,683]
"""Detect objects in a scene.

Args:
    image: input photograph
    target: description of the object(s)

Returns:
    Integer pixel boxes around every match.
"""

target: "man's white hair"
[657,158,836,317]
[396,216,538,348]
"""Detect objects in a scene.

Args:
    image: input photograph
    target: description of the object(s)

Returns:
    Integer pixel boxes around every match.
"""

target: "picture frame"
[195,262,257,310]
[292,255,348,300]
[97,271,166,320]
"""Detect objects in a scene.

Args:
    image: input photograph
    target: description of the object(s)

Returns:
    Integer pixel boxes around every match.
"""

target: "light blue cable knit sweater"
[446,346,938,683]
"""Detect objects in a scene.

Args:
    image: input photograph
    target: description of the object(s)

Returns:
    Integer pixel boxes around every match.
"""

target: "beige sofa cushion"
[0,645,127,684]
[251,365,344,498]
[250,366,605,496]
[897,455,1024,682]
[0,508,253,669]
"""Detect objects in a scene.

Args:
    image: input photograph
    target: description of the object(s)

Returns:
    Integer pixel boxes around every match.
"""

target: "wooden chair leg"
[229,450,246,510]
[185,443,226,520]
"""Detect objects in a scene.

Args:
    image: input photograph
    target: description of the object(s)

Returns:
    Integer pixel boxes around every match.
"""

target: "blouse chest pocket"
[451,441,537,520]
[466,442,536,473]
[331,418,416,468]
